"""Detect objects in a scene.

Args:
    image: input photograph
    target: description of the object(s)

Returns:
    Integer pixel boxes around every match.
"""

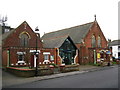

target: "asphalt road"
[7,66,119,88]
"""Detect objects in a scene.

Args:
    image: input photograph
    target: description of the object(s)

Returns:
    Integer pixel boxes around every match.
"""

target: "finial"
[94,14,96,21]
[24,22,27,29]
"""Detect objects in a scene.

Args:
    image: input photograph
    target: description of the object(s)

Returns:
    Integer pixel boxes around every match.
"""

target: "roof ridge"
[44,21,94,35]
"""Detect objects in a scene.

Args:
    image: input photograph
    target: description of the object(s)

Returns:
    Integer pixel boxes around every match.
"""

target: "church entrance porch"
[88,48,112,65]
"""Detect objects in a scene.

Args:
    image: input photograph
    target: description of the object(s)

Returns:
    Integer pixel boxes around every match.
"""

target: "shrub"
[93,63,101,66]
[49,63,58,68]
[112,61,117,64]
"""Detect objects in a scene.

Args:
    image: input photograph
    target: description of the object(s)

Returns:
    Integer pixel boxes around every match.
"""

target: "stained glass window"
[98,36,101,48]
[59,38,76,65]
[92,35,96,48]
[20,33,29,47]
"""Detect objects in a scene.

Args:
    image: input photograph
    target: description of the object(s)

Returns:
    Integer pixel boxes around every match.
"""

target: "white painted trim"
[17,61,25,63]
[43,60,50,64]
[74,50,78,64]
[34,55,36,67]
[61,63,65,65]
[43,52,50,54]
[57,48,63,65]
[11,64,14,66]
[17,52,26,55]
[30,50,40,53]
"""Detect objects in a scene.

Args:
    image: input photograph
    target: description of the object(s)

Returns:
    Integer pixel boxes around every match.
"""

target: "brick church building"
[2,16,112,68]
[42,17,112,65]
[2,21,43,68]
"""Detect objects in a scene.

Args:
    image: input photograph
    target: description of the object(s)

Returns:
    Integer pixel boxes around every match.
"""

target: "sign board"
[106,51,111,54]
[97,53,100,59]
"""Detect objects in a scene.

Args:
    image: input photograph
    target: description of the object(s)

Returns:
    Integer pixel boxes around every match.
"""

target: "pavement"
[2,64,118,88]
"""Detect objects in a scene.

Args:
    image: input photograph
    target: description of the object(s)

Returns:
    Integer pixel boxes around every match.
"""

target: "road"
[6,66,119,88]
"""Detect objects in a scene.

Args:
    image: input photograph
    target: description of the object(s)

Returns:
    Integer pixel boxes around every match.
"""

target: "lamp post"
[93,49,96,64]
[35,27,39,76]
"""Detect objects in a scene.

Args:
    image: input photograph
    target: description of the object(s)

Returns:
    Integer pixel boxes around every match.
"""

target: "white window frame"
[50,55,54,61]
[44,54,49,61]
[43,52,50,61]
[17,52,25,64]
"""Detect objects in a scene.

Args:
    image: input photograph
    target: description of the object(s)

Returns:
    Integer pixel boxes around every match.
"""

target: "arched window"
[91,35,96,48]
[98,36,101,47]
[20,33,29,47]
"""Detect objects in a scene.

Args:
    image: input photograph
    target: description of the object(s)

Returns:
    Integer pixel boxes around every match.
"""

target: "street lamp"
[93,50,96,64]
[35,27,39,76]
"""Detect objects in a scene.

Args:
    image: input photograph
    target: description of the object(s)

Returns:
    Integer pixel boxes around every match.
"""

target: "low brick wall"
[49,67,60,74]
[116,60,120,64]
[60,65,80,73]
[6,67,53,77]
[38,68,53,76]
[6,64,80,77]
[6,67,35,77]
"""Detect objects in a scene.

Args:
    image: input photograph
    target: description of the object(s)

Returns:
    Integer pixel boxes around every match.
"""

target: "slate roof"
[1,21,28,41]
[0,24,15,41]
[43,35,69,48]
[42,22,94,44]
[42,22,94,48]
[2,29,15,40]
[109,40,120,46]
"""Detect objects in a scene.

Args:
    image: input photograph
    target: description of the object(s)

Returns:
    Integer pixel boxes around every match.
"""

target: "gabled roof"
[109,40,120,46]
[2,21,32,41]
[43,35,69,48]
[42,22,94,44]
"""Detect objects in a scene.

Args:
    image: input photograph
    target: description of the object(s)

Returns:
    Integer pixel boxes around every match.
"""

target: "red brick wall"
[2,50,7,67]
[76,21,108,64]
[40,48,63,65]
[84,21,107,48]
[2,48,42,67]
[2,21,43,67]
[3,21,43,48]
[41,48,79,65]
[40,48,57,65]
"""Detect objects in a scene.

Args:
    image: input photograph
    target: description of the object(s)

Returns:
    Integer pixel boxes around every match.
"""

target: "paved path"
[2,65,118,88]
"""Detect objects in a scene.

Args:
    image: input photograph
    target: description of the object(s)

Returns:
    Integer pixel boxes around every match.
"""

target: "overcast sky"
[0,0,119,40]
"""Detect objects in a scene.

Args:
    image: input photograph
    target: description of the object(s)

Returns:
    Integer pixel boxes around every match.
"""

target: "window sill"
[17,61,25,63]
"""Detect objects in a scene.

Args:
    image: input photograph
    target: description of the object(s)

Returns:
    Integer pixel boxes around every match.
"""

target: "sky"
[0,0,119,41]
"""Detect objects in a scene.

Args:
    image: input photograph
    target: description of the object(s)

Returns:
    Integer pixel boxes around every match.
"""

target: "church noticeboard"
[97,53,100,59]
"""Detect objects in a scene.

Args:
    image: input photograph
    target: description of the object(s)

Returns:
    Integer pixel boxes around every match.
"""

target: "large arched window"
[20,33,30,47]
[91,35,96,48]
[98,36,101,48]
